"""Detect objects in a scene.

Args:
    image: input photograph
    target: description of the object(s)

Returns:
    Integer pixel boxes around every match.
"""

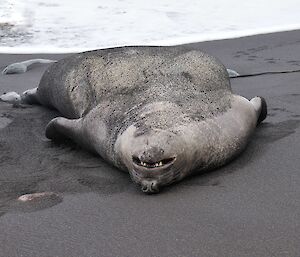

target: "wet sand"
[0,30,300,257]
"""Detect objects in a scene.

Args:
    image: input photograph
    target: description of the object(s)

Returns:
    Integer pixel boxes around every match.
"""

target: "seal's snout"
[141,180,159,194]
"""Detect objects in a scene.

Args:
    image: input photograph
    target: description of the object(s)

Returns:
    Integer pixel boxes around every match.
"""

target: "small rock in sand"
[17,192,59,202]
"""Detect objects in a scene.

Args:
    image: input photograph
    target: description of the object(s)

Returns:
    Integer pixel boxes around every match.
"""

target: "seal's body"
[2,46,267,193]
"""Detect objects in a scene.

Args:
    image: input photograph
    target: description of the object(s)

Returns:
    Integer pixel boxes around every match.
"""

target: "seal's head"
[117,127,189,193]
[115,102,194,194]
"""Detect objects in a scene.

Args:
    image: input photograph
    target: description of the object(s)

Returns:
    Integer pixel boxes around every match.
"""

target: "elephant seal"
[1,46,267,193]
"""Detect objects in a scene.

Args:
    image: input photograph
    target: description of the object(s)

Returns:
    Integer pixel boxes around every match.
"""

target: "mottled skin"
[3,46,267,193]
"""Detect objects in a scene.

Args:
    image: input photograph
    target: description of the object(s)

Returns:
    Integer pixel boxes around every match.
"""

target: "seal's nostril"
[142,186,149,193]
[141,180,159,194]
[150,181,159,193]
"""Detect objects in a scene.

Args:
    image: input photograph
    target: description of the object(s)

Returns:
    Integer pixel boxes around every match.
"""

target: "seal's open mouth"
[132,156,176,169]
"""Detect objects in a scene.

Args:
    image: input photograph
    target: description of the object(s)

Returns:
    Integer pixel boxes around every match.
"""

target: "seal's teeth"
[137,159,173,168]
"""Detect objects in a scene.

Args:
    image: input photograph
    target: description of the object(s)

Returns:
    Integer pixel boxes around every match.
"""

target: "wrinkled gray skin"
[1,46,267,193]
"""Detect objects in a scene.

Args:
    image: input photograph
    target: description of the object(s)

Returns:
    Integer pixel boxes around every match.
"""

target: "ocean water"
[0,0,300,53]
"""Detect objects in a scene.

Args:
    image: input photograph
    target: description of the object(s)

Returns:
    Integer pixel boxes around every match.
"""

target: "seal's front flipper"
[227,69,240,78]
[250,96,268,125]
[45,117,83,142]
[45,117,95,152]
[2,59,56,75]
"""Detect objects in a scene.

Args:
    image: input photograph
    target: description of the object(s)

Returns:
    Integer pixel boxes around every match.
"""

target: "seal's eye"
[132,156,175,168]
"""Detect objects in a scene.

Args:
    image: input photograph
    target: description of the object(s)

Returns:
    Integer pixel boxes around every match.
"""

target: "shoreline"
[1,28,300,54]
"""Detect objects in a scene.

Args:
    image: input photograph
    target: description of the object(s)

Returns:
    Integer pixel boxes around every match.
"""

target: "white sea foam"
[0,0,300,53]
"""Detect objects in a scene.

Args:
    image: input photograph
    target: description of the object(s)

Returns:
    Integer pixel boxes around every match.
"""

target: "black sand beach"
[0,30,300,257]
